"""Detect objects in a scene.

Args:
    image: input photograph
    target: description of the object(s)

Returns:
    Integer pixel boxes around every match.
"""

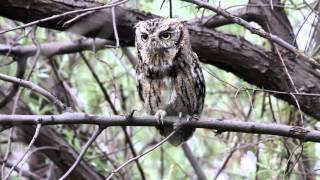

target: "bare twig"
[284,142,304,177]
[213,141,238,180]
[80,53,146,179]
[121,47,137,66]
[63,11,95,27]
[80,53,117,114]
[59,126,106,180]
[106,131,176,180]
[3,123,42,180]
[273,44,304,125]
[1,128,14,179]
[0,73,66,111]
[10,26,42,115]
[202,66,320,98]
[112,49,135,77]
[112,7,120,48]
[0,158,42,180]
[0,56,27,109]
[169,0,173,18]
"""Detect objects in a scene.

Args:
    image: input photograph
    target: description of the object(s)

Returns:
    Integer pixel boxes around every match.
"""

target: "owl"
[135,18,206,146]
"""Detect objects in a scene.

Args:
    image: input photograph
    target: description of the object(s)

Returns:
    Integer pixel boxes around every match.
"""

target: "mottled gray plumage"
[135,18,205,146]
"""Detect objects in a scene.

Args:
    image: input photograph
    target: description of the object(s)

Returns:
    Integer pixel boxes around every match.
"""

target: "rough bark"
[1,0,320,121]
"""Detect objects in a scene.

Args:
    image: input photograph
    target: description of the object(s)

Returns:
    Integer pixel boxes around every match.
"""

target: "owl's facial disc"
[141,29,180,55]
[135,18,185,62]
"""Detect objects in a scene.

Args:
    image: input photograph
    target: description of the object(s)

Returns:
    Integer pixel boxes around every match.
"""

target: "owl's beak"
[149,38,157,46]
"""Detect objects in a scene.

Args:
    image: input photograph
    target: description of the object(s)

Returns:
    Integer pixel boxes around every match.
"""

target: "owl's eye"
[141,34,148,41]
[160,32,171,40]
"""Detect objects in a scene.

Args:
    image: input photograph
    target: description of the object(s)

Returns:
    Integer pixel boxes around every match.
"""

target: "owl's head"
[135,18,188,56]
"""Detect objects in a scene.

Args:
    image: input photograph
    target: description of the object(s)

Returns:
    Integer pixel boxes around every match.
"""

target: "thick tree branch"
[0,39,112,57]
[183,0,316,64]
[199,0,295,46]
[0,113,319,142]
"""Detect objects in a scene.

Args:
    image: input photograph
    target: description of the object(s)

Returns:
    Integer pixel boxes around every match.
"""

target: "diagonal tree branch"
[79,53,146,180]
[106,131,176,180]
[0,73,66,112]
[0,158,42,180]
[183,0,316,64]
[59,126,106,180]
[199,0,295,47]
[182,143,207,180]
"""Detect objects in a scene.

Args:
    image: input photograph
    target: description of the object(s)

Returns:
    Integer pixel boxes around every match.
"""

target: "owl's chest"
[147,77,178,105]
[160,77,177,104]
[142,72,196,115]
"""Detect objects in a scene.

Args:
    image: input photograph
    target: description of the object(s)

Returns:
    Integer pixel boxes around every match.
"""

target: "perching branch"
[0,113,319,142]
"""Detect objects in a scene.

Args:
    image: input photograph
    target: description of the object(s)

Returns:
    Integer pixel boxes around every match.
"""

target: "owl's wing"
[136,64,145,103]
[191,52,206,114]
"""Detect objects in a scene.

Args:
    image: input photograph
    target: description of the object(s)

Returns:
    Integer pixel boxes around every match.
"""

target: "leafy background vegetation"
[1,0,320,179]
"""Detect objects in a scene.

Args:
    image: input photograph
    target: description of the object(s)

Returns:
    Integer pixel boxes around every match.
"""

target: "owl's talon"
[186,114,200,122]
[190,114,200,122]
[173,121,183,131]
[155,110,167,126]
[173,113,184,130]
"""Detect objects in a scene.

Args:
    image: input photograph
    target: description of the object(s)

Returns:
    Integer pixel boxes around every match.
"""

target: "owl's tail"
[161,126,195,146]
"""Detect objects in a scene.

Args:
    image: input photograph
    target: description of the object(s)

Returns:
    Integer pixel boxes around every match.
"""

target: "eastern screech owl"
[135,18,206,146]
